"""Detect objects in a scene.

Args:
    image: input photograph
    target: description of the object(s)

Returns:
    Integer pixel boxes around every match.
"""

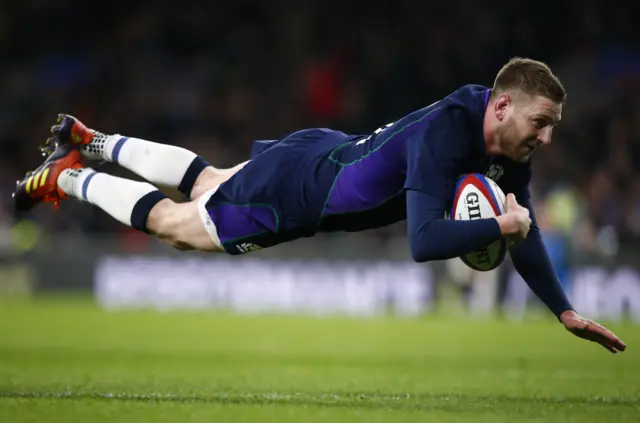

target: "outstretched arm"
[512,198,626,353]
[509,198,573,318]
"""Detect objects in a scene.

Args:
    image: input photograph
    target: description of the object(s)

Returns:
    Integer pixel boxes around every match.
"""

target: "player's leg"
[188,160,249,200]
[12,143,224,252]
[58,168,223,251]
[50,114,248,200]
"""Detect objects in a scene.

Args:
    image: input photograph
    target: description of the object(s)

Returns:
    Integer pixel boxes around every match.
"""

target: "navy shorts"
[198,128,348,254]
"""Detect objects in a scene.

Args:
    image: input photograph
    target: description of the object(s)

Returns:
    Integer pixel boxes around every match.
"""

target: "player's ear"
[494,94,510,121]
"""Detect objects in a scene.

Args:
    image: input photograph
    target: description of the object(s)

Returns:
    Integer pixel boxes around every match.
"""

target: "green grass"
[0,296,639,422]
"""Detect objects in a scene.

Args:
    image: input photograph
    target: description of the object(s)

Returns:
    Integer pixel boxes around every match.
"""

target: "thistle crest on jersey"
[486,164,505,182]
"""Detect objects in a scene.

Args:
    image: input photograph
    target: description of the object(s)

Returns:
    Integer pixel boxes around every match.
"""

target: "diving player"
[12,57,627,353]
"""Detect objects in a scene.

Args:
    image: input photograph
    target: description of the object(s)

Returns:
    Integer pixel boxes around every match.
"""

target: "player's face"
[496,94,562,163]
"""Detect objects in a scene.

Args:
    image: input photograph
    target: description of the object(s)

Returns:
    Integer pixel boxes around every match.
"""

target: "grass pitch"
[0,296,638,422]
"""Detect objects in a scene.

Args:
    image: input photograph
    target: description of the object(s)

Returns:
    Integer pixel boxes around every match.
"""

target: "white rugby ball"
[451,173,507,271]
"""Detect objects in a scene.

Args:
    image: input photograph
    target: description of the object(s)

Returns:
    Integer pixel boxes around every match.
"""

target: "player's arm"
[404,110,525,262]
[510,189,626,353]
[406,190,529,262]
[406,190,500,262]
[509,196,573,317]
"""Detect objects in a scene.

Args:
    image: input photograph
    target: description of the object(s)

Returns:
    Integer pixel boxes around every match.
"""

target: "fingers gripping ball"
[450,173,507,271]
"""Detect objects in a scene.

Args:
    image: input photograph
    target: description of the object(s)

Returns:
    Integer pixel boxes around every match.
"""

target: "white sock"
[81,134,207,192]
[58,168,164,229]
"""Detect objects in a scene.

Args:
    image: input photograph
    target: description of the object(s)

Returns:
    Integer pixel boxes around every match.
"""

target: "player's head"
[487,57,565,163]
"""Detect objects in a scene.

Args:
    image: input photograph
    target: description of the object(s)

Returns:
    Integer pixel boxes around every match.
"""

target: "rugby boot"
[12,140,83,212]
[49,113,95,147]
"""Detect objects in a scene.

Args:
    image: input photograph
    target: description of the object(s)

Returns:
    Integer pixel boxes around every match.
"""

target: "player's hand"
[496,193,531,248]
[560,310,627,353]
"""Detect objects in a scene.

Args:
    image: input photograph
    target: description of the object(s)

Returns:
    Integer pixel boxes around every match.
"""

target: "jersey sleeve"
[494,162,572,318]
[404,109,473,202]
[510,198,574,318]
[406,189,502,262]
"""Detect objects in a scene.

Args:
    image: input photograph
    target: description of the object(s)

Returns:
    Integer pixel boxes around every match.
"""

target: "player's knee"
[147,201,196,251]
[147,199,220,252]
[190,162,249,200]
[190,167,221,200]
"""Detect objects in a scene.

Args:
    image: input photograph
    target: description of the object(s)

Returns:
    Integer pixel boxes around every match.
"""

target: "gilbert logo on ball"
[451,173,507,271]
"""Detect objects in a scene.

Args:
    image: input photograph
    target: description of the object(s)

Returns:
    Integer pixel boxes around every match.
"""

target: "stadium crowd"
[0,0,639,260]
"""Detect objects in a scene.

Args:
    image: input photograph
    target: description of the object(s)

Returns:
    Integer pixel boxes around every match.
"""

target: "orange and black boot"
[12,140,83,212]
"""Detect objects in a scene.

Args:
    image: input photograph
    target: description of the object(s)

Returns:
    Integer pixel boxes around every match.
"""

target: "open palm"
[560,310,627,353]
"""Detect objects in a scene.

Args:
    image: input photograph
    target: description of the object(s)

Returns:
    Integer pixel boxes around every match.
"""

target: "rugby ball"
[451,174,507,271]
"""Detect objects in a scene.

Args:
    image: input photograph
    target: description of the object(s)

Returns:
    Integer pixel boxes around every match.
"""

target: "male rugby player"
[13,57,627,353]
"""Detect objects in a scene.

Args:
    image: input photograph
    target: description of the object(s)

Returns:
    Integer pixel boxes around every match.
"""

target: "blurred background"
[1,0,640,320]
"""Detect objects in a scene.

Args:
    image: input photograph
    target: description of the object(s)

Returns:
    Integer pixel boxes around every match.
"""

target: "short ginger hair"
[492,57,566,104]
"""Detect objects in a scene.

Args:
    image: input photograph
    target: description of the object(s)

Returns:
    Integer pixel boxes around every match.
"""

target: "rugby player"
[13,57,627,353]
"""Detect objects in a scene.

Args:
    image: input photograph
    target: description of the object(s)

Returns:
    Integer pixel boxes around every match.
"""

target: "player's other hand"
[496,193,531,247]
[560,310,627,353]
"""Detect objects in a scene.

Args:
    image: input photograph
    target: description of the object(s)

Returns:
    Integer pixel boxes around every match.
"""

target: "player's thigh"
[147,198,224,252]
[190,161,250,200]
